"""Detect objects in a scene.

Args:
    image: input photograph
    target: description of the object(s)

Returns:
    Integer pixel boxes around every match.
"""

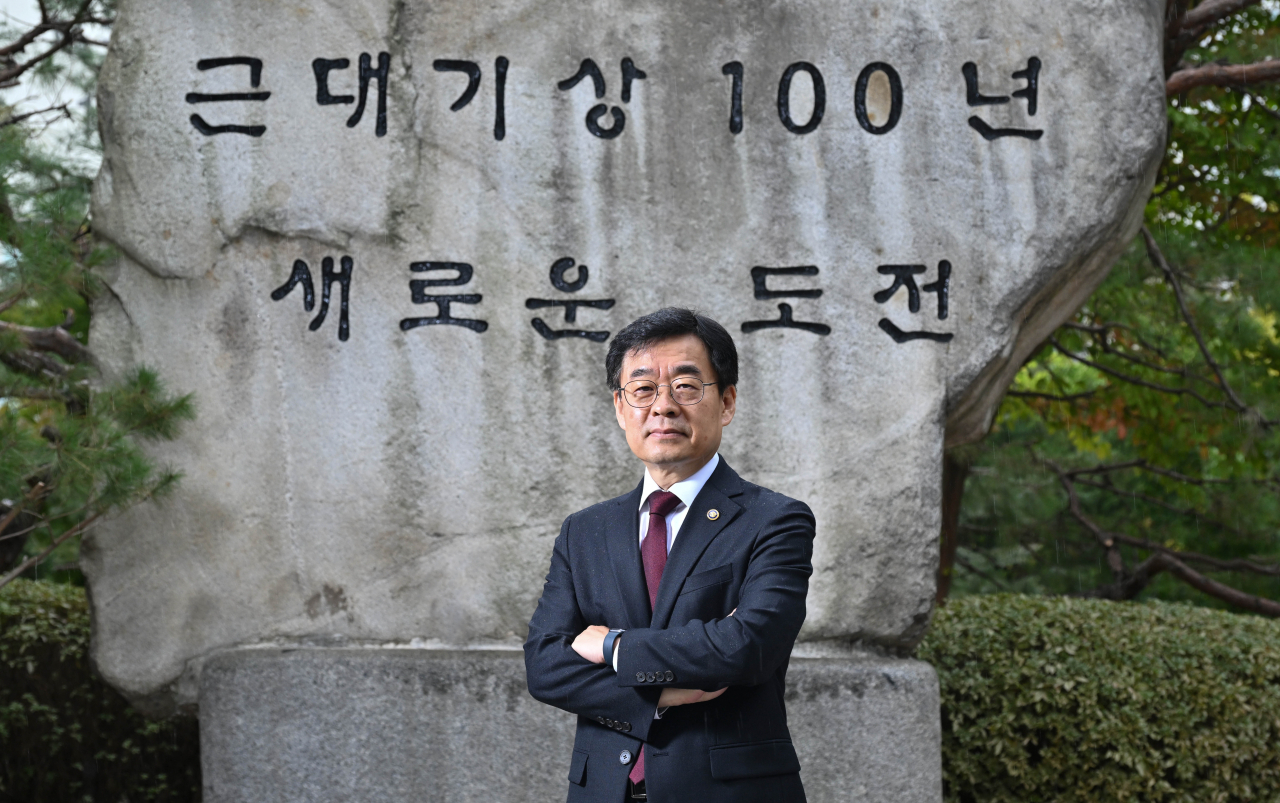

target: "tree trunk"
[935,450,970,606]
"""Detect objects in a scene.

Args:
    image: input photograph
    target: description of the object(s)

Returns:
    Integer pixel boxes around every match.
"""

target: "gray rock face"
[85,0,1166,713]
[200,649,941,803]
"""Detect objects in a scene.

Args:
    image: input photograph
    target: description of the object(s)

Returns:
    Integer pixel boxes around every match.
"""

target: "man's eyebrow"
[626,363,705,379]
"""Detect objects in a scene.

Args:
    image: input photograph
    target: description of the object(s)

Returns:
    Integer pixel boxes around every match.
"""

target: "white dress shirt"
[612,453,720,679]
[637,452,720,552]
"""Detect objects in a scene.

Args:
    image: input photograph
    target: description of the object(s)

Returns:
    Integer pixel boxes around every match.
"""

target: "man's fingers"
[658,686,730,707]
[570,625,610,664]
[659,687,701,707]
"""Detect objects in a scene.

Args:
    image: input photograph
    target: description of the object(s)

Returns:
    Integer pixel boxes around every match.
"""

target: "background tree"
[939,0,1280,615]
[0,0,191,589]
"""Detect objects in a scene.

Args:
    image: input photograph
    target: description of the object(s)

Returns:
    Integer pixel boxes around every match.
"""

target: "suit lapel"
[605,481,652,629]
[649,460,745,630]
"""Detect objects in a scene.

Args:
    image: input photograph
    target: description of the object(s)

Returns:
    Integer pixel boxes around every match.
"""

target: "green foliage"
[955,230,1280,604]
[0,579,199,802]
[10,585,1279,803]
[952,3,1280,609]
[919,594,1280,803]
[1156,3,1280,244]
[0,0,193,585]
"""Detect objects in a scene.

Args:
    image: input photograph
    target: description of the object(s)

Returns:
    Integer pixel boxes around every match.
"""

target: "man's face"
[613,334,736,483]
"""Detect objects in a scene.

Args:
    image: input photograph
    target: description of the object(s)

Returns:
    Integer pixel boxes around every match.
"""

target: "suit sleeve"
[614,497,814,690]
[524,514,663,740]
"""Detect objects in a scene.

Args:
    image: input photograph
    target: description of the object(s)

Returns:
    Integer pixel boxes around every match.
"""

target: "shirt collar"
[639,453,721,513]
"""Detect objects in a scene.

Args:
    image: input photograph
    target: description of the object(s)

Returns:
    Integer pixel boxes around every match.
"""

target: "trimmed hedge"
[0,580,199,803]
[919,594,1280,803]
[5,583,1280,801]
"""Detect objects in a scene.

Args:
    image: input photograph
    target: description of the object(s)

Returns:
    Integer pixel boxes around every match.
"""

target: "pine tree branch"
[0,499,100,544]
[0,16,56,59]
[73,32,109,48]
[1044,458,1128,581]
[0,293,23,314]
[1144,552,1280,616]
[1072,475,1263,544]
[1105,528,1280,577]
[1064,321,1176,362]
[0,509,102,590]
[0,0,94,87]
[0,319,94,366]
[1166,58,1280,95]
[1050,338,1227,411]
[1180,0,1262,32]
[1164,0,1191,76]
[1,348,69,378]
[0,385,65,400]
[1103,340,1204,379]
[1141,226,1276,428]
[0,482,44,539]
[1077,552,1168,600]
[1064,459,1149,476]
[0,102,71,128]
[953,552,1011,590]
[1007,389,1100,403]
[1062,321,1187,374]
[1048,458,1280,615]
[1063,458,1234,486]
[1240,90,1280,121]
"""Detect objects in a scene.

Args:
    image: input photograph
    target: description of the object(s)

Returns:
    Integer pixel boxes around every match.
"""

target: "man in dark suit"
[525,308,815,802]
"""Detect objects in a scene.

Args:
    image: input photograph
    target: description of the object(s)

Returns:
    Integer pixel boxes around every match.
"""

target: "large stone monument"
[83,0,1166,800]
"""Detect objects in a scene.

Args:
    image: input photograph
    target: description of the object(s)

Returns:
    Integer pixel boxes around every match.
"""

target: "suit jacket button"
[665,671,674,682]
[636,671,646,682]
[619,750,633,765]
[646,672,656,682]
[624,722,632,732]
[707,509,720,521]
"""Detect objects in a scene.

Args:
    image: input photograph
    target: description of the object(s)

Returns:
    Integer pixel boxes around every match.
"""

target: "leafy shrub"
[918,594,1280,803]
[0,580,199,802]
[7,584,1280,802]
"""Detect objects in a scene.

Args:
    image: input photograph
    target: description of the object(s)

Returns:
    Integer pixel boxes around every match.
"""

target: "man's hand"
[653,610,732,706]
[572,625,610,664]
[573,624,727,707]
[658,686,728,707]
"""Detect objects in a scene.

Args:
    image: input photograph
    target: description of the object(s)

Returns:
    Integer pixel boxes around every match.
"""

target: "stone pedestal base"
[200,649,941,802]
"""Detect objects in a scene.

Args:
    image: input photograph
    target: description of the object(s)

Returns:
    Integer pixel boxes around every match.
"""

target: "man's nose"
[649,385,682,414]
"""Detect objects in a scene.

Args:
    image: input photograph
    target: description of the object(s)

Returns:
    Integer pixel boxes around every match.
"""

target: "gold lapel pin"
[707,509,720,521]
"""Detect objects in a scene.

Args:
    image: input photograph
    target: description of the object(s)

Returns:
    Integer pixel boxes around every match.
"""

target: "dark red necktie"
[641,490,682,611]
[631,489,682,787]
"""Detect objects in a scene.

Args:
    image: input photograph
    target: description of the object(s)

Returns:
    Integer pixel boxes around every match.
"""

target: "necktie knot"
[647,490,682,519]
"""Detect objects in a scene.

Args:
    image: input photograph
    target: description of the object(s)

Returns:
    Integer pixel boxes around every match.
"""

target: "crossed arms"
[523,498,814,738]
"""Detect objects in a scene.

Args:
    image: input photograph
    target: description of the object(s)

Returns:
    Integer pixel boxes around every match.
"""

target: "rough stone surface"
[85,0,1167,713]
[200,649,940,803]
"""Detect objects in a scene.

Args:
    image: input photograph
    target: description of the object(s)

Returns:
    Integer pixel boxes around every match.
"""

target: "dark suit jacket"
[524,459,815,803]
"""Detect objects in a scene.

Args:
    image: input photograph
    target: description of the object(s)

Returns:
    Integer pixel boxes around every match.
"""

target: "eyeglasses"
[617,377,718,408]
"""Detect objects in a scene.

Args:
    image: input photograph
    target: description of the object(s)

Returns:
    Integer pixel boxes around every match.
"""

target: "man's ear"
[720,385,737,427]
[613,390,628,430]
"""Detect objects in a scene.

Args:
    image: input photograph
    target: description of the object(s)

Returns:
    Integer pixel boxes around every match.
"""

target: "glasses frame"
[616,378,719,408]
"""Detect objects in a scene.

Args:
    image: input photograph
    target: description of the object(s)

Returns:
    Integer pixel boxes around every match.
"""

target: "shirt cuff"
[611,633,662,719]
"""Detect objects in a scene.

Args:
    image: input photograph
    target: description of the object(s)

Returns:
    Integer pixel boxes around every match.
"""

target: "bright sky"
[0,0,108,170]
